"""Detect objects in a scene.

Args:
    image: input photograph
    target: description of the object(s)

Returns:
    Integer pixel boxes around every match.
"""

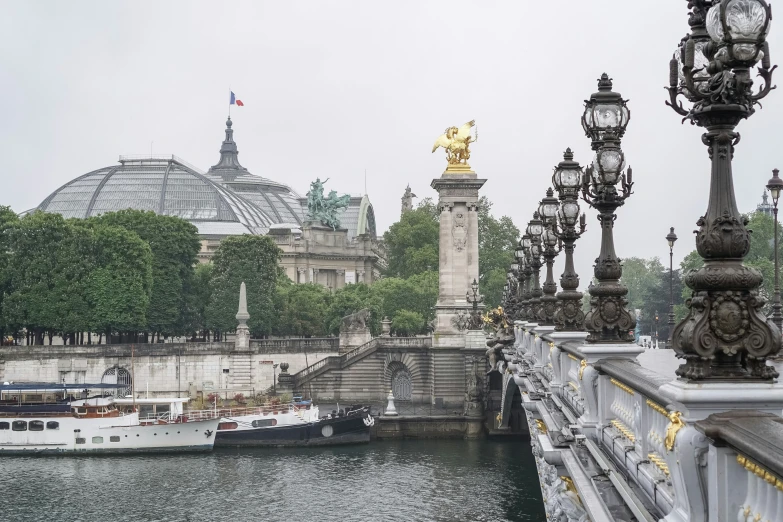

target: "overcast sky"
[2,1,782,288]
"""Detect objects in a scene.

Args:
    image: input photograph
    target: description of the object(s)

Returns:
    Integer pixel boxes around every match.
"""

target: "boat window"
[0,422,9,430]
[92,436,103,444]
[217,422,238,430]
[156,405,170,414]
[46,421,59,430]
[75,438,86,444]
[139,405,154,417]
[251,419,278,428]
[29,421,44,431]
[12,421,27,431]
[110,436,120,442]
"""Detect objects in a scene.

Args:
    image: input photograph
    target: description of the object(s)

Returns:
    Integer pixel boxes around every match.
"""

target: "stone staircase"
[292,337,432,402]
[229,352,253,391]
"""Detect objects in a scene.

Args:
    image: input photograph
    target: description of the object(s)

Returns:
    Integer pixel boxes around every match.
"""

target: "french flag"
[230,91,244,106]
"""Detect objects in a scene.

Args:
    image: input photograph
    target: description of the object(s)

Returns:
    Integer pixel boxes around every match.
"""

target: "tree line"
[0,194,520,345]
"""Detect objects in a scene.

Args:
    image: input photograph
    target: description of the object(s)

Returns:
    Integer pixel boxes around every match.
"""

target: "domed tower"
[206,117,305,226]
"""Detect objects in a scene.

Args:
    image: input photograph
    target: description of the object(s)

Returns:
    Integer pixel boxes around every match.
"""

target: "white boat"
[0,383,220,455]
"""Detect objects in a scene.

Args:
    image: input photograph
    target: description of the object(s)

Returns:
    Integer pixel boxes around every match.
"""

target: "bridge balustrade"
[506,322,783,522]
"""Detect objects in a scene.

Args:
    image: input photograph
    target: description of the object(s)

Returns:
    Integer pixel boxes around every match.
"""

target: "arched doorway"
[389,363,412,401]
[101,367,132,397]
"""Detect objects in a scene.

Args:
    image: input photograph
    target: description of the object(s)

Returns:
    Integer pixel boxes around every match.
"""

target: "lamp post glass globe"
[582,74,631,145]
[538,188,560,225]
[767,168,783,204]
[706,0,771,64]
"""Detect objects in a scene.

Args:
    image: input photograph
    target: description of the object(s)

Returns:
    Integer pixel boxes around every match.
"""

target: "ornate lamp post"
[551,149,587,331]
[466,278,484,329]
[667,0,780,379]
[520,234,533,321]
[581,75,636,343]
[526,214,544,323]
[538,189,561,325]
[766,169,783,333]
[666,227,678,340]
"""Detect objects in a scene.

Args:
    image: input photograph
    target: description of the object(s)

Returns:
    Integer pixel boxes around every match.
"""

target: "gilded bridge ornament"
[664,411,685,453]
[432,120,478,173]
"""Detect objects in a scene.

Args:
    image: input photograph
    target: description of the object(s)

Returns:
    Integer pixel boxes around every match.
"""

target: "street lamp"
[526,213,544,323]
[766,169,783,333]
[581,75,636,344]
[551,148,587,331]
[537,188,561,325]
[466,278,484,329]
[667,0,780,380]
[666,227,678,344]
[654,311,659,349]
[520,234,533,321]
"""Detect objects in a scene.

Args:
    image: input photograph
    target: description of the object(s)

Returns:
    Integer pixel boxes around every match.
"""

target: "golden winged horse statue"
[432,120,477,171]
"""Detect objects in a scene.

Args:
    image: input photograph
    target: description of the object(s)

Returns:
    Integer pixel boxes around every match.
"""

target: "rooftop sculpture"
[306,178,351,230]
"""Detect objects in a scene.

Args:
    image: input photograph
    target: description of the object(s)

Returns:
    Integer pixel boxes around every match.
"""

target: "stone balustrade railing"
[502,320,783,522]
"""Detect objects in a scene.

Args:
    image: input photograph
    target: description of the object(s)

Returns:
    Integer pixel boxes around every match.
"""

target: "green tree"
[0,207,19,342]
[373,271,438,328]
[383,204,439,278]
[391,309,424,336]
[206,235,281,338]
[325,283,383,335]
[620,257,665,311]
[3,212,75,344]
[87,224,153,337]
[478,197,520,307]
[277,283,331,337]
[187,262,213,340]
[90,210,200,338]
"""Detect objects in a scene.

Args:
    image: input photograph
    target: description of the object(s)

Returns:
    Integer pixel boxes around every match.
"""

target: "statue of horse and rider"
[306,178,351,230]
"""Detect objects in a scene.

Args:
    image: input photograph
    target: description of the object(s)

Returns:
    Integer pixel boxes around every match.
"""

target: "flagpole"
[228,87,231,118]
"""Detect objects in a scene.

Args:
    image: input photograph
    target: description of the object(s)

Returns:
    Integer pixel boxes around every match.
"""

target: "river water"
[0,440,545,522]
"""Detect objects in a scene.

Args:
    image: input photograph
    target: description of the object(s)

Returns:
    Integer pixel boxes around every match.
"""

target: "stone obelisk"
[235,281,250,350]
[430,120,486,408]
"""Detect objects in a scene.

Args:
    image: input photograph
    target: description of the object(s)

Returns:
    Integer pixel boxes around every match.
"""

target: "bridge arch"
[499,373,521,428]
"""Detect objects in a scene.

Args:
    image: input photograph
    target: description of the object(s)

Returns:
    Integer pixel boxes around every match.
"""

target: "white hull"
[0,414,219,454]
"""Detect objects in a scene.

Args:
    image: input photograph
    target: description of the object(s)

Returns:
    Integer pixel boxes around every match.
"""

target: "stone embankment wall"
[0,339,338,398]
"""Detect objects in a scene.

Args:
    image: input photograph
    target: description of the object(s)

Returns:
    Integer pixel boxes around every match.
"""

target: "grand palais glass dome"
[34,117,377,240]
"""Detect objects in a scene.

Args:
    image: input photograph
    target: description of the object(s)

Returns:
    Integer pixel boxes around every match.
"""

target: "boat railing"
[182,404,298,421]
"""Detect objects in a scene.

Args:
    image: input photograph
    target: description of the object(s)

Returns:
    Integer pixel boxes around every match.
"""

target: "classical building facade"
[33,117,384,288]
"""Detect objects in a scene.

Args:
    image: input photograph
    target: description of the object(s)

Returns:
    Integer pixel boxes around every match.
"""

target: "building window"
[75,438,86,444]
[92,436,103,444]
[251,419,278,428]
[46,421,59,430]
[29,421,44,432]
[12,421,27,431]
[110,436,120,442]
[0,422,9,430]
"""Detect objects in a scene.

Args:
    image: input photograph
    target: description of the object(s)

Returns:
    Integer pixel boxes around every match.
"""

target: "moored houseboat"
[202,400,374,447]
[0,383,220,454]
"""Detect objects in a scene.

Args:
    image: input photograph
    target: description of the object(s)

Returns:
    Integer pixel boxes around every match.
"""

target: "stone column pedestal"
[430,170,486,408]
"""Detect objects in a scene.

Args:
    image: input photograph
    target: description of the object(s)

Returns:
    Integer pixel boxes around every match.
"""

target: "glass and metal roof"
[36,156,273,234]
[35,118,377,240]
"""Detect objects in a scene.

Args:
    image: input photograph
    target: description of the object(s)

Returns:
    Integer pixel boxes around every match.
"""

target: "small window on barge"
[12,421,27,431]
[251,419,278,428]
[29,421,44,431]
[0,422,9,430]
